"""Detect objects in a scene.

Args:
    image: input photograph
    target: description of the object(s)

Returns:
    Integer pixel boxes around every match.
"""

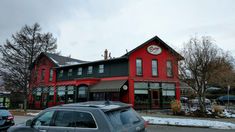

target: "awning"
[90,80,127,92]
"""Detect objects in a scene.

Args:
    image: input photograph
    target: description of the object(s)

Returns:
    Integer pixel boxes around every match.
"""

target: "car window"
[105,108,140,128]
[74,111,97,128]
[0,109,10,116]
[54,111,74,127]
[34,110,54,126]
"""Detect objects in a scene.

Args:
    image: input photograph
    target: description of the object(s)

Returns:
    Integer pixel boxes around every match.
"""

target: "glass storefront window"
[134,90,149,108]
[162,83,176,108]
[149,83,160,89]
[134,82,148,89]
[78,86,87,98]
[67,86,75,103]
[48,87,54,102]
[57,86,66,102]
[36,87,42,101]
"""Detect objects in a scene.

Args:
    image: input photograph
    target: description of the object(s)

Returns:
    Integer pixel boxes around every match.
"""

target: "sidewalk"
[137,110,235,130]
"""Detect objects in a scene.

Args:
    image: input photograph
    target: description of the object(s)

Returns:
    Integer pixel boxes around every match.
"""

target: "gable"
[124,36,184,60]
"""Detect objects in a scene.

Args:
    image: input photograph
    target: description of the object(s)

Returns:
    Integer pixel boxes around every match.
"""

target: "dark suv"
[8,101,147,132]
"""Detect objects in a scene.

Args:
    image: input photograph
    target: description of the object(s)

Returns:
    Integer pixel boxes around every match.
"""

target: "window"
[77,67,82,75]
[68,69,73,77]
[99,64,104,73]
[53,111,97,128]
[136,59,142,76]
[35,88,42,101]
[57,86,66,102]
[49,69,53,81]
[152,60,158,76]
[166,60,173,77]
[54,111,74,127]
[162,83,176,108]
[59,70,64,78]
[41,69,45,81]
[106,108,140,129]
[48,87,54,102]
[78,86,87,98]
[74,111,97,128]
[67,86,75,103]
[34,111,55,126]
[87,66,93,74]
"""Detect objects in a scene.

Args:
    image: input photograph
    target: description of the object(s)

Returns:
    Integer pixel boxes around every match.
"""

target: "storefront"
[29,36,183,109]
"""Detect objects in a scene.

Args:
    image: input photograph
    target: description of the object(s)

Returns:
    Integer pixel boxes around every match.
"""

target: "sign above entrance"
[147,45,162,55]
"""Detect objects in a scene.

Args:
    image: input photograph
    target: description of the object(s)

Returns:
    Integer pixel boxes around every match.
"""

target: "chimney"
[104,49,108,60]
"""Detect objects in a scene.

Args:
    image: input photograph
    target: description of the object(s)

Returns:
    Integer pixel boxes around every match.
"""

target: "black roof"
[52,101,132,112]
[123,35,184,60]
[44,53,87,67]
[55,56,128,69]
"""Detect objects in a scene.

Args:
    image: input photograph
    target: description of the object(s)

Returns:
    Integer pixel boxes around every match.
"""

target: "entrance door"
[151,90,160,108]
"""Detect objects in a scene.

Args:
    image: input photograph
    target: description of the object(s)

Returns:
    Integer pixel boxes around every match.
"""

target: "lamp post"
[227,85,230,110]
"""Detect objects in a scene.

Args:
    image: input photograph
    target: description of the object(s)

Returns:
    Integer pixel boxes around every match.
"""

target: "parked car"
[8,101,147,132]
[0,107,15,130]
[217,95,235,105]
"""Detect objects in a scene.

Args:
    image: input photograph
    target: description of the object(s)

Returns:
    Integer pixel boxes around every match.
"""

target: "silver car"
[8,101,147,132]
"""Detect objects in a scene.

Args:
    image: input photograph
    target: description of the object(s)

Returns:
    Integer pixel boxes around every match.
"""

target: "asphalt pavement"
[147,125,235,132]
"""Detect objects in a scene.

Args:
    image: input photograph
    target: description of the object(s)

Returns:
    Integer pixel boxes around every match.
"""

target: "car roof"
[51,101,132,112]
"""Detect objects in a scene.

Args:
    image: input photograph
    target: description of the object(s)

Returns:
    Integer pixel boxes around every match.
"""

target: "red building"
[29,36,183,109]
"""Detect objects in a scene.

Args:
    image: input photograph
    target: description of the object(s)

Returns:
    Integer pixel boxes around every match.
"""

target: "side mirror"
[26,119,33,127]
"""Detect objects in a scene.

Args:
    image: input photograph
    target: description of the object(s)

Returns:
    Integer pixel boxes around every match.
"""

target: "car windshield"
[0,109,10,116]
[105,108,141,129]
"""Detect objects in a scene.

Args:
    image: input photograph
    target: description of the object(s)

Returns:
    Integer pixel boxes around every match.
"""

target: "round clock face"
[147,45,162,55]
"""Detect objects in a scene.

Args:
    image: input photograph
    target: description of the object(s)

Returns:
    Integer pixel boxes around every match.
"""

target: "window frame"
[151,59,158,77]
[77,67,83,75]
[68,69,73,77]
[166,60,173,77]
[59,70,64,78]
[41,69,45,81]
[87,66,93,74]
[51,110,98,129]
[49,69,53,81]
[98,64,104,74]
[136,58,143,76]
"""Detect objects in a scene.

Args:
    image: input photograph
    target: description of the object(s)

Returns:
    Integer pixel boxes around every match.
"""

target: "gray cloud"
[1,0,235,61]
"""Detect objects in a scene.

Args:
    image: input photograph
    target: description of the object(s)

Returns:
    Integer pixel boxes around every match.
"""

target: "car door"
[46,110,75,132]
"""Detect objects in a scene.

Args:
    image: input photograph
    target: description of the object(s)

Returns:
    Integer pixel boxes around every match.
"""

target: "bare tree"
[179,36,234,113]
[0,23,57,112]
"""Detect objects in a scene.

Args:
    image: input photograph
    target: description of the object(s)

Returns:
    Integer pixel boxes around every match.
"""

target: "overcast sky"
[0,0,235,61]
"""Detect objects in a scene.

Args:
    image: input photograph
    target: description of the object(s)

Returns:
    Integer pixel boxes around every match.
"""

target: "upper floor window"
[136,59,142,76]
[41,69,45,81]
[68,69,73,77]
[152,60,158,76]
[166,60,173,77]
[59,70,64,78]
[77,67,82,75]
[87,66,93,74]
[99,64,104,73]
[49,69,53,81]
